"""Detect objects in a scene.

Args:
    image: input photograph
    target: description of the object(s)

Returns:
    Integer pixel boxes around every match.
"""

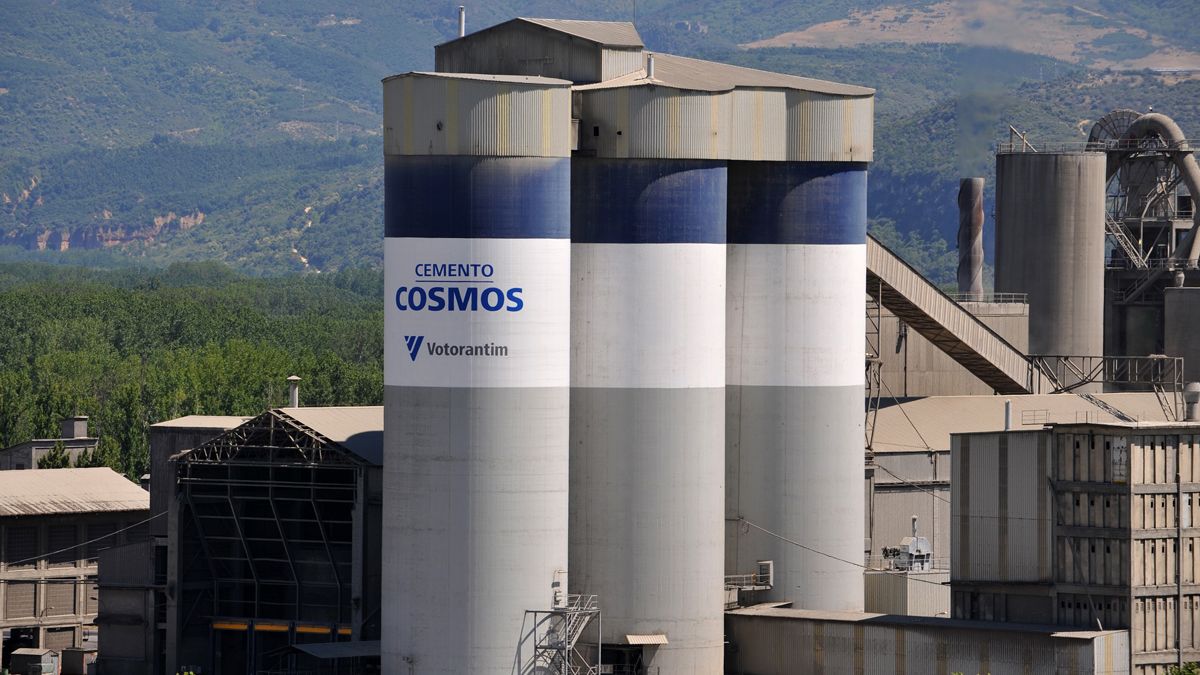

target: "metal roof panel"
[0,467,148,517]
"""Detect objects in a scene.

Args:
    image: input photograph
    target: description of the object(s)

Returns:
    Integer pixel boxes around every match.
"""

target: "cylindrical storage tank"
[569,155,727,673]
[957,177,985,300]
[995,152,1105,357]
[381,72,572,673]
[725,161,868,610]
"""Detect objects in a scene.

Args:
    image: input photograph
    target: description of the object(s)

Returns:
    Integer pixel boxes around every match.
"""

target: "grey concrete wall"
[1165,287,1200,382]
[872,301,1030,397]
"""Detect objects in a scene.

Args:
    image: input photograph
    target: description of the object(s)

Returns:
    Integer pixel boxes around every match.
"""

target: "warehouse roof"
[871,392,1172,453]
[437,17,644,49]
[151,415,251,429]
[280,406,382,466]
[575,52,875,96]
[0,467,148,517]
[519,18,643,47]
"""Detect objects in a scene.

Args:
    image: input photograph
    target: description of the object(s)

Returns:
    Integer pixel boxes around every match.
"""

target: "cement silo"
[725,85,874,611]
[995,151,1106,357]
[570,74,728,673]
[381,72,572,673]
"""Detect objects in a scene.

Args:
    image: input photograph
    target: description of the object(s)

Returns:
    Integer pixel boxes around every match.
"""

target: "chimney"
[60,416,88,439]
[957,177,985,300]
[1185,382,1200,421]
[287,376,301,408]
[458,6,466,37]
[646,53,655,80]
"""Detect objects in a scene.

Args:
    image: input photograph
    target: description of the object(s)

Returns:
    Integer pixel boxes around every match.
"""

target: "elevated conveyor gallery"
[866,234,1055,395]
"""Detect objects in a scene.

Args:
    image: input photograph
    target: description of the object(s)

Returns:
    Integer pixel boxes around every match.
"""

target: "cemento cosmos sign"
[384,237,569,388]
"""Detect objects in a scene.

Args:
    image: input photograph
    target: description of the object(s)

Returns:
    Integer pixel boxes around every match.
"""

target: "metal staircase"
[1105,214,1148,270]
[865,234,1056,395]
[521,594,601,675]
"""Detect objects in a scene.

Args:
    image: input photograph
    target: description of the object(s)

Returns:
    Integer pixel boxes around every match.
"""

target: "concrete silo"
[995,151,1106,357]
[725,85,874,611]
[570,74,729,673]
[381,72,572,673]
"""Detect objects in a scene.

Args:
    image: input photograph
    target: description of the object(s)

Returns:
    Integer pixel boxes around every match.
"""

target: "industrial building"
[725,604,1129,674]
[0,467,147,662]
[0,417,97,469]
[95,414,246,675]
[160,406,382,675]
[950,419,1200,674]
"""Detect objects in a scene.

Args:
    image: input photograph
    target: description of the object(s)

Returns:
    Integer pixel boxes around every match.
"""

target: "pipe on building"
[457,6,465,37]
[1112,113,1200,299]
[957,178,985,300]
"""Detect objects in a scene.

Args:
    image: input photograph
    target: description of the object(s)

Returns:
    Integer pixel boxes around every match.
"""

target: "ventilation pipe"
[1004,399,1012,431]
[957,177,985,300]
[1111,113,1200,299]
[458,6,466,37]
[646,53,655,80]
[287,375,301,408]
[911,515,918,538]
[1185,382,1200,422]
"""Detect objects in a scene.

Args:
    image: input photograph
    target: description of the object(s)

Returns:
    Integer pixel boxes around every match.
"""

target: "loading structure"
[166,407,382,675]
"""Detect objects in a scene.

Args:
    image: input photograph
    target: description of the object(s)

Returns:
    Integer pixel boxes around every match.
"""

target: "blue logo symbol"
[404,335,424,362]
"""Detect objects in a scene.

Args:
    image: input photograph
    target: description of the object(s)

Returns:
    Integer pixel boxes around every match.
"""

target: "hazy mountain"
[1,0,1197,275]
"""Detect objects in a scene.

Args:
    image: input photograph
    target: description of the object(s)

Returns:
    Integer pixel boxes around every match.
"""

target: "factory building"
[0,417,97,469]
[162,406,381,675]
[94,415,246,675]
[951,419,1200,674]
[725,605,1129,674]
[0,467,147,661]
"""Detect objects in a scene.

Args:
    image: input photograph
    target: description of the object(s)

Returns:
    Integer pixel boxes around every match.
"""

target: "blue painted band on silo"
[385,155,570,239]
[727,162,868,245]
[571,159,727,244]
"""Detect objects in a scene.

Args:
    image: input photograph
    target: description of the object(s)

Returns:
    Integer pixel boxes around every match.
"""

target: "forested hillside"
[2,0,1199,275]
[0,262,383,478]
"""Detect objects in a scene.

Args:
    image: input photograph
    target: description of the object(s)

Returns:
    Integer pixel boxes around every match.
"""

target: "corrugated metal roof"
[519,18,643,48]
[871,392,1172,454]
[726,604,1125,637]
[278,406,382,466]
[150,415,250,429]
[0,467,148,517]
[382,71,572,86]
[576,52,873,96]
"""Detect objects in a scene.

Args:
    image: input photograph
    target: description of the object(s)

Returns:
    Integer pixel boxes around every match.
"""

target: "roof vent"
[646,53,655,80]
[287,376,301,408]
[458,6,466,37]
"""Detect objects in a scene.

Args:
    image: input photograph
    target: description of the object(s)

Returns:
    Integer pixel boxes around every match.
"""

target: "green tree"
[37,441,71,469]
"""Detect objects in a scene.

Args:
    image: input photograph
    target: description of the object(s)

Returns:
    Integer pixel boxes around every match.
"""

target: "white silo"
[381,72,572,673]
[570,75,729,673]
[725,85,875,611]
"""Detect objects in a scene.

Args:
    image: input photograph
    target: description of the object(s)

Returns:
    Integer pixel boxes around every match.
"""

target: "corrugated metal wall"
[577,86,874,161]
[864,571,950,616]
[435,23,604,83]
[785,91,874,162]
[952,431,1053,582]
[383,74,573,158]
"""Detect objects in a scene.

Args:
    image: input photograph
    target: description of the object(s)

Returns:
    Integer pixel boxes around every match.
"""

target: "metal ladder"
[1105,214,1148,270]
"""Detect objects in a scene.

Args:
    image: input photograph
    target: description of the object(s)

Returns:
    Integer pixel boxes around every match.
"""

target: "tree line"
[0,261,383,479]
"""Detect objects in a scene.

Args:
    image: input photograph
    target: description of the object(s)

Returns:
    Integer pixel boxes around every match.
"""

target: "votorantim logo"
[404,335,424,362]
[403,334,510,362]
